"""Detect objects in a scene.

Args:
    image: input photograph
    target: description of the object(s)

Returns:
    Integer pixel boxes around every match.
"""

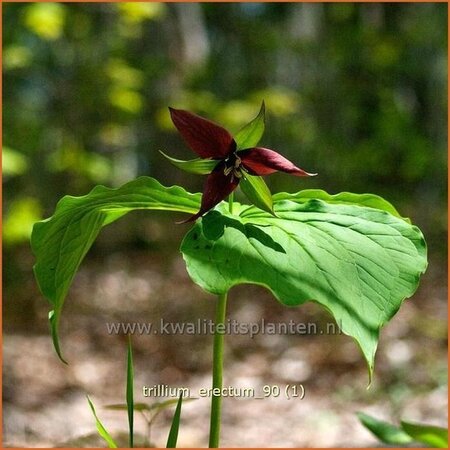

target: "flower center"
[223,152,246,180]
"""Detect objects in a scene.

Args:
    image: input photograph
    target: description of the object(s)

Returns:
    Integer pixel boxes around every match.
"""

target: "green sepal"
[234,101,265,150]
[240,173,274,215]
[159,150,218,174]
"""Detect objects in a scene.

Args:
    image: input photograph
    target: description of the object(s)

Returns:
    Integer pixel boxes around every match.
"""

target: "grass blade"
[127,335,134,448]
[87,396,118,448]
[166,393,183,448]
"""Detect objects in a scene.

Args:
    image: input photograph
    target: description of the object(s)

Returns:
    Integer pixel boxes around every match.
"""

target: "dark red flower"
[169,107,316,222]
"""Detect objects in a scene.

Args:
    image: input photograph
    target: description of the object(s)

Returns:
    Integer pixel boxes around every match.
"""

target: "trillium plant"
[31,103,427,447]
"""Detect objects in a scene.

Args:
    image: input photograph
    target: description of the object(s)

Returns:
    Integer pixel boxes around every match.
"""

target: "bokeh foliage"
[3,2,447,251]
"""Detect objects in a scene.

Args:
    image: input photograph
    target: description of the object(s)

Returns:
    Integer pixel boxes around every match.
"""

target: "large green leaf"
[181,193,427,376]
[272,190,410,222]
[31,176,200,362]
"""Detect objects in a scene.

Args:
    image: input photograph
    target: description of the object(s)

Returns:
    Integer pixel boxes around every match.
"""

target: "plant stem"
[228,192,234,214]
[126,335,134,448]
[209,292,228,448]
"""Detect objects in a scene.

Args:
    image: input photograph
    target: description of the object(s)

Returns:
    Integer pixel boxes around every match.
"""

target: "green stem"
[228,192,234,214]
[209,292,228,448]
[126,335,134,448]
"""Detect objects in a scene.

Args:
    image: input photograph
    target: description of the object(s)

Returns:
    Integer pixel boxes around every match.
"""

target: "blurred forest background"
[3,2,448,447]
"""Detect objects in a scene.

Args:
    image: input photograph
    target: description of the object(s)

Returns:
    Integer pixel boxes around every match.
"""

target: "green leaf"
[105,398,196,413]
[166,394,183,448]
[401,421,448,448]
[240,173,274,215]
[148,397,195,413]
[105,402,150,412]
[272,190,410,222]
[234,101,265,149]
[181,193,427,377]
[87,396,118,448]
[126,336,134,448]
[159,150,218,174]
[357,412,413,445]
[31,176,200,362]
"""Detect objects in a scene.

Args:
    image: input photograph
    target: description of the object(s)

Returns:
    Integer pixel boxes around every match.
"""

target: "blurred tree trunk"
[173,3,210,71]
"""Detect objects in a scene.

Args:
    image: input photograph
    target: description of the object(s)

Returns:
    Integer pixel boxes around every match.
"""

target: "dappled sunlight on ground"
[3,247,447,447]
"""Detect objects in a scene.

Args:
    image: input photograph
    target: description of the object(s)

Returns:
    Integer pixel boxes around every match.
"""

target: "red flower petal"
[169,108,236,159]
[240,147,317,177]
[178,162,239,223]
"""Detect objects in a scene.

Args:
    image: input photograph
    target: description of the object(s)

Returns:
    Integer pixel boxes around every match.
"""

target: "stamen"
[224,166,233,176]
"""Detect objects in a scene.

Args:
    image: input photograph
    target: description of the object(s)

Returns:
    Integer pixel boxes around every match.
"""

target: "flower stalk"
[209,291,228,448]
[228,192,234,215]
